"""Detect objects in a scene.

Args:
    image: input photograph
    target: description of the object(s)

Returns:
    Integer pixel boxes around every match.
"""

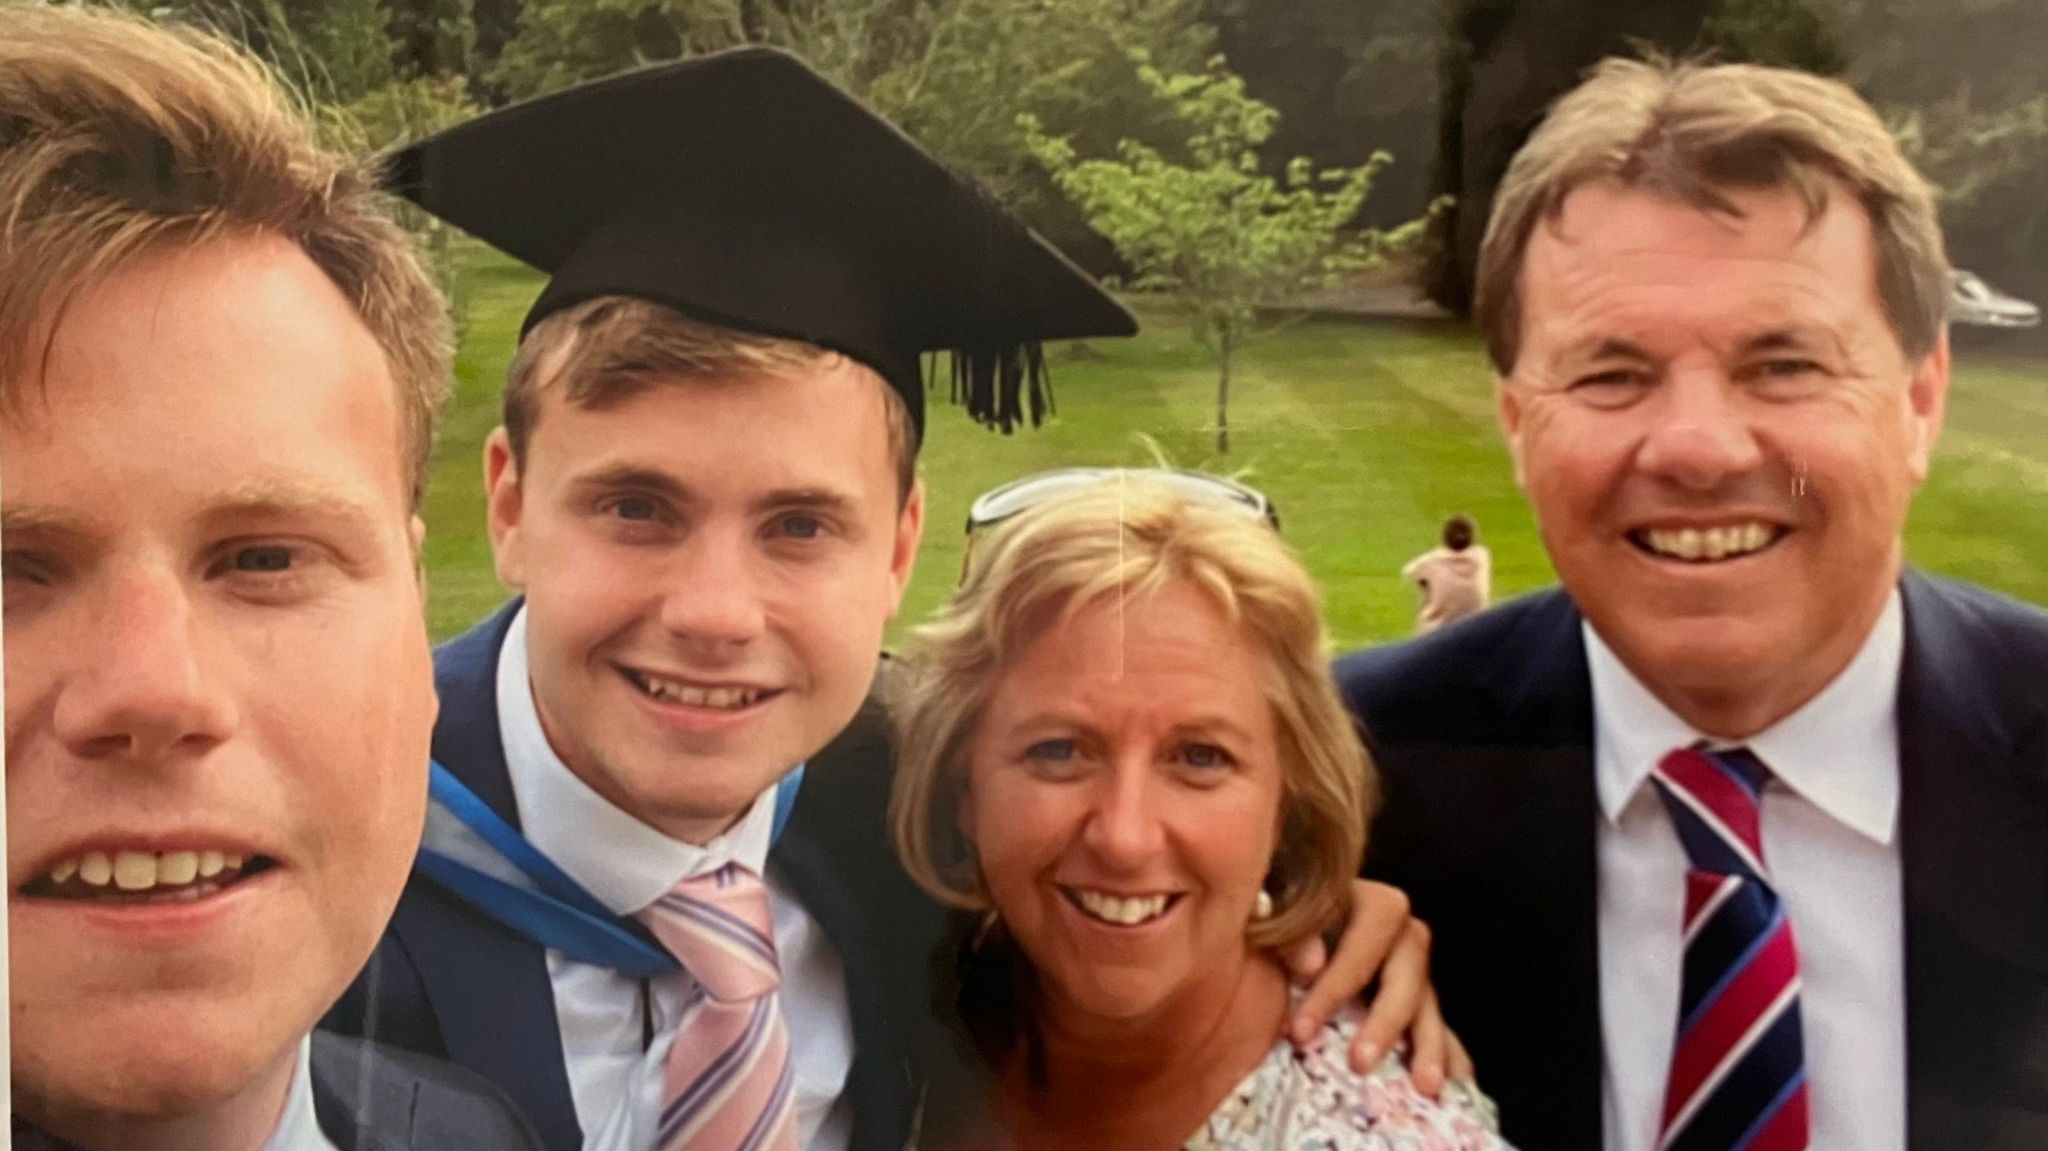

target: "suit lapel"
[429,601,525,824]
[309,1039,408,1151]
[1897,572,2048,968]
[309,1034,425,1151]
[771,824,916,1151]
[1365,590,1605,1151]
[1482,591,1605,1150]
[391,602,584,1151]
[1895,573,2048,1149]
[765,687,938,1151]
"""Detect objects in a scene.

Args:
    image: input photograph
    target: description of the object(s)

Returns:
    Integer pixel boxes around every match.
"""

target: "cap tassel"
[946,343,1054,434]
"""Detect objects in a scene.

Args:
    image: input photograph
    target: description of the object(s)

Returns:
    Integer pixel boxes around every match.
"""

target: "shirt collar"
[260,1034,337,1151]
[1586,589,1903,845]
[495,605,777,915]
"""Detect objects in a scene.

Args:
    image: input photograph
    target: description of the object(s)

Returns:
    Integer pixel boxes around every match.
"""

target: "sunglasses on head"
[965,466,1279,535]
[958,467,1279,584]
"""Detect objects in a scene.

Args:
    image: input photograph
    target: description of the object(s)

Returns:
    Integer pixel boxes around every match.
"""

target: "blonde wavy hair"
[1476,55,1949,374]
[0,4,450,509]
[889,472,1373,951]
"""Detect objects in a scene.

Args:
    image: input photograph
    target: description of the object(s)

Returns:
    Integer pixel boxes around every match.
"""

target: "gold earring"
[970,906,1002,952]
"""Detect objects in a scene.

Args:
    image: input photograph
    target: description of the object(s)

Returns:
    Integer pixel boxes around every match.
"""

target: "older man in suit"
[1339,57,2048,1151]
[1,8,538,1150]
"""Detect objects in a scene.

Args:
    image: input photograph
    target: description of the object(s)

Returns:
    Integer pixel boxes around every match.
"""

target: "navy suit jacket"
[312,1031,547,1151]
[323,602,945,1151]
[1336,571,2048,1151]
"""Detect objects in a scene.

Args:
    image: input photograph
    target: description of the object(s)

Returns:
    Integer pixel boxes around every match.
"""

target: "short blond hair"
[1476,56,1949,374]
[0,4,450,510]
[505,296,917,503]
[890,474,1372,951]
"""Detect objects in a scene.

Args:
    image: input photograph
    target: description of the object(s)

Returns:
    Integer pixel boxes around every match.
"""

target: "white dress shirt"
[496,608,856,1151]
[263,1035,341,1151]
[1588,591,1907,1151]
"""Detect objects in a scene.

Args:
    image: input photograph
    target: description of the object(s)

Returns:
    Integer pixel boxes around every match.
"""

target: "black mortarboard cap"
[383,47,1137,440]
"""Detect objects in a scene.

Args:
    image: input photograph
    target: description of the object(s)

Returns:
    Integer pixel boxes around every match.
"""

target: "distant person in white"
[1402,514,1492,634]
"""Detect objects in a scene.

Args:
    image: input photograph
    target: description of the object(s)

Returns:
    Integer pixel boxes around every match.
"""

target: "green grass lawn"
[422,246,2048,647]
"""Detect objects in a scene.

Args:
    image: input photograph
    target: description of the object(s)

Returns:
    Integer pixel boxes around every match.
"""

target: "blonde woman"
[892,471,1509,1151]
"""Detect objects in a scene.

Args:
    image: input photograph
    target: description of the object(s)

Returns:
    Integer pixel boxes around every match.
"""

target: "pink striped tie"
[638,863,798,1151]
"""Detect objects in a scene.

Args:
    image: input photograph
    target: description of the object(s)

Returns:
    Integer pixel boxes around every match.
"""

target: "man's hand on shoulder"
[1281,879,1474,1096]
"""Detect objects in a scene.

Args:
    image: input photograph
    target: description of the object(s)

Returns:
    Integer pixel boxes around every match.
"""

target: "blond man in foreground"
[1,7,538,1149]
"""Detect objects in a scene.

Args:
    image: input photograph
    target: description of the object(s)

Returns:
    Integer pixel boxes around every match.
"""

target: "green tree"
[136,0,478,102]
[1205,0,1441,228]
[133,0,394,101]
[296,0,398,99]
[741,0,906,91]
[866,0,1213,203]
[319,72,486,324]
[484,0,1217,264]
[863,0,1214,265]
[492,0,1215,173]
[388,0,479,81]
[487,0,746,99]
[1421,0,1850,316]
[1702,0,1847,74]
[131,0,484,321]
[1842,0,2048,328]
[1026,55,1406,453]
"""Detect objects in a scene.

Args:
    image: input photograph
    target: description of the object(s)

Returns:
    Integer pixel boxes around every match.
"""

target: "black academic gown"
[323,602,945,1151]
[1335,570,2048,1151]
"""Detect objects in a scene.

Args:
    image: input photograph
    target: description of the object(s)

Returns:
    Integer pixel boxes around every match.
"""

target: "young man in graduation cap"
[324,47,1455,1151]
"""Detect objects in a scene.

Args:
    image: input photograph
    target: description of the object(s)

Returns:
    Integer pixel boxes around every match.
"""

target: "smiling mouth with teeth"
[21,849,272,903]
[625,669,775,711]
[1062,887,1181,927]
[1630,522,1786,564]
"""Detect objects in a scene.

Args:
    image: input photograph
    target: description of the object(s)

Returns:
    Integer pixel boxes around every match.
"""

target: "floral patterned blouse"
[1185,1005,1511,1151]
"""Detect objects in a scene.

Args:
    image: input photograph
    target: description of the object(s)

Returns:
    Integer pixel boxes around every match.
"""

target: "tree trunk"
[1215,328,1233,454]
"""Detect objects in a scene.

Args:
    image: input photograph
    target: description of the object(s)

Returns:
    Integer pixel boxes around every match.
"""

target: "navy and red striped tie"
[1649,746,1810,1151]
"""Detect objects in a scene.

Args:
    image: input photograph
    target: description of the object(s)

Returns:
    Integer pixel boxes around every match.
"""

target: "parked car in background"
[1950,268,2041,328]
